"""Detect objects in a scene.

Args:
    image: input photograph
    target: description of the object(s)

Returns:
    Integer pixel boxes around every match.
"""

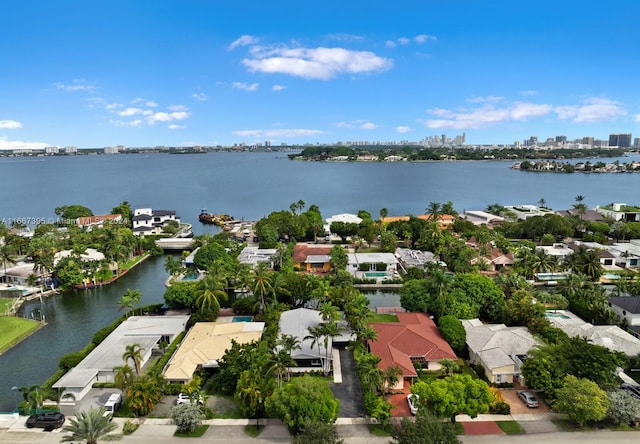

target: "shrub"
[59,350,88,370]
[122,420,139,435]
[171,403,204,433]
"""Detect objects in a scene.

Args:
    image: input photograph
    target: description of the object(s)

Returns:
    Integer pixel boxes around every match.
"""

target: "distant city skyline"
[2,1,640,150]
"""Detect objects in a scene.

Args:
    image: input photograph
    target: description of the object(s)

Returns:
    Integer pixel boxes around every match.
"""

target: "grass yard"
[174,424,209,437]
[0,298,14,315]
[0,316,41,353]
[497,421,525,434]
[367,312,398,323]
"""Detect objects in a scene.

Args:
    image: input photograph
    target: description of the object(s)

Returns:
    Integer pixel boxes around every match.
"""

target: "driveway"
[330,349,365,417]
[59,388,123,417]
[500,389,550,415]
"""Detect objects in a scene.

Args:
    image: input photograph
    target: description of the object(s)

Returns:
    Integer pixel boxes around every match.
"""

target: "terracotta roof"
[368,313,456,378]
[76,214,122,226]
[292,244,333,263]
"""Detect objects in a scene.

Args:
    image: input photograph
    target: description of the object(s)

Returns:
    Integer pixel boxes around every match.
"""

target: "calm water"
[0,151,639,410]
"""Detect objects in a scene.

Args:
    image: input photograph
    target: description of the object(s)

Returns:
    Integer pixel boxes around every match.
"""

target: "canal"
[0,254,169,412]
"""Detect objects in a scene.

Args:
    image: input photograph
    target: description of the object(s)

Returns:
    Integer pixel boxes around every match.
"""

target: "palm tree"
[252,262,274,310]
[426,201,441,222]
[269,348,296,388]
[19,385,45,411]
[126,375,162,417]
[60,406,120,444]
[122,343,144,376]
[304,324,325,371]
[438,358,460,377]
[113,364,135,390]
[194,274,226,319]
[530,249,558,275]
[319,302,340,322]
[383,365,403,393]
[0,243,17,283]
[318,321,343,376]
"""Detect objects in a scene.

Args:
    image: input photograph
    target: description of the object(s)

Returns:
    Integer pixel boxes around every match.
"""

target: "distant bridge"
[155,238,194,251]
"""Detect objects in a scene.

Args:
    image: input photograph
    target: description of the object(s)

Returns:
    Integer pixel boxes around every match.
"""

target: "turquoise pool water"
[535,272,569,281]
[232,316,254,322]
[365,272,390,277]
[602,273,621,280]
[545,312,570,319]
[181,274,200,281]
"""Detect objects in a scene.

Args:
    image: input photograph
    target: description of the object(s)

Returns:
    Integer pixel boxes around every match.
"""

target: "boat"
[198,209,234,226]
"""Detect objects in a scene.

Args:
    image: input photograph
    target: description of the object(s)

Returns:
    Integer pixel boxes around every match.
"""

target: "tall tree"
[553,375,609,427]
[122,343,144,376]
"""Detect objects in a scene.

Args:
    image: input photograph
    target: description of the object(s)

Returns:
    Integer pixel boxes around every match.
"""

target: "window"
[495,374,504,383]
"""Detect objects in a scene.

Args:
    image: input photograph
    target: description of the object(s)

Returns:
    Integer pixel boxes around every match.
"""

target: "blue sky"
[1,1,639,149]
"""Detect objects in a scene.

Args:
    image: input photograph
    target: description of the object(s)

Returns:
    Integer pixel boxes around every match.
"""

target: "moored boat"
[199,209,234,226]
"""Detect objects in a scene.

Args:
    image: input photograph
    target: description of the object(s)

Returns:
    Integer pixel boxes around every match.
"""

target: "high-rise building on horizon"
[608,133,632,148]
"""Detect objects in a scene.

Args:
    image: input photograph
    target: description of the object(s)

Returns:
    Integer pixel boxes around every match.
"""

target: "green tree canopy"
[437,315,466,353]
[390,409,461,444]
[553,375,609,426]
[265,375,340,434]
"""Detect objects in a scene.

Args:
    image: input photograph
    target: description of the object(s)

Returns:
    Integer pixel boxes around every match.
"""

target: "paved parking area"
[500,389,550,415]
[329,349,365,418]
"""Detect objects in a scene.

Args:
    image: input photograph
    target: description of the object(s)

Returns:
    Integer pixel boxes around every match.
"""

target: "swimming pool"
[602,273,621,280]
[545,312,570,319]
[232,316,254,322]
[365,272,390,278]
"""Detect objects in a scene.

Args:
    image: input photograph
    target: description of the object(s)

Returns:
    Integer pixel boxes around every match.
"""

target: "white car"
[407,394,419,415]
[176,392,205,405]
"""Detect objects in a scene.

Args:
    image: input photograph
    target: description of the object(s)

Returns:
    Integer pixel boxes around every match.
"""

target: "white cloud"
[168,124,186,130]
[0,137,48,150]
[168,105,188,111]
[395,126,411,134]
[118,107,148,117]
[326,33,364,42]
[467,96,503,104]
[426,102,552,129]
[414,34,437,43]
[234,128,324,138]
[130,98,157,107]
[520,90,538,96]
[360,122,378,130]
[397,37,410,45]
[130,119,143,127]
[232,82,259,91]
[192,92,208,101]
[0,120,23,129]
[634,113,640,122]
[385,40,396,48]
[229,35,259,50]
[272,85,286,91]
[147,111,190,124]
[54,79,94,92]
[242,46,392,80]
[554,97,625,123]
[335,122,354,129]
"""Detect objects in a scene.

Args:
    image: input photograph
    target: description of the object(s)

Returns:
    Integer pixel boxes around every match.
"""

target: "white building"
[132,208,180,236]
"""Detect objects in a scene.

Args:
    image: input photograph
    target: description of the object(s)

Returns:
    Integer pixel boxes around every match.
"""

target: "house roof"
[368,313,456,378]
[609,296,640,314]
[279,308,328,360]
[462,319,541,371]
[54,315,189,389]
[76,214,122,226]
[164,320,265,381]
[292,244,332,263]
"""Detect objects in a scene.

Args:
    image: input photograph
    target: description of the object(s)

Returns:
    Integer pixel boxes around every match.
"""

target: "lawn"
[0,316,41,353]
[0,298,14,315]
[497,420,525,434]
[367,312,398,323]
[174,424,209,437]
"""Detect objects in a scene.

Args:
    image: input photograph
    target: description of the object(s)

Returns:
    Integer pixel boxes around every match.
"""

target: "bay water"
[0,151,638,410]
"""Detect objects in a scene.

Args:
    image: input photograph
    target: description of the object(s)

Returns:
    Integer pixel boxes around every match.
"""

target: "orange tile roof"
[368,313,457,378]
[76,214,122,226]
[292,244,333,263]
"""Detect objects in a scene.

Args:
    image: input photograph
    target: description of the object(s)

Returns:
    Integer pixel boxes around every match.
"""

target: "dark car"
[26,412,65,430]
[621,383,640,400]
[517,390,539,408]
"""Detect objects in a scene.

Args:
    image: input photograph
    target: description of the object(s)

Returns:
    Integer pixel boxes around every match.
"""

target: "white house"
[132,208,180,236]
[608,297,640,339]
[278,308,331,374]
[595,203,640,222]
[324,213,362,235]
[460,210,505,226]
[347,252,398,280]
[462,319,542,384]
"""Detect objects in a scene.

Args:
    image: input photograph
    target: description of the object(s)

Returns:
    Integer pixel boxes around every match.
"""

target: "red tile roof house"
[368,313,457,391]
[292,244,333,273]
[75,213,123,229]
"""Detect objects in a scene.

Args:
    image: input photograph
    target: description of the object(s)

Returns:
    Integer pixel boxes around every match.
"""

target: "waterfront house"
[164,319,265,383]
[381,214,456,229]
[460,210,505,226]
[75,213,123,229]
[606,240,640,269]
[324,213,363,236]
[292,244,333,273]
[237,246,277,269]
[347,252,398,279]
[504,205,554,220]
[608,296,640,339]
[394,248,439,271]
[368,313,457,391]
[546,309,640,356]
[132,208,180,236]
[462,319,541,384]
[595,203,640,222]
[53,315,189,401]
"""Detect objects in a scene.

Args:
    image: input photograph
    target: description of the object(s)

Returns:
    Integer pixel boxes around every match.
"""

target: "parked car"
[407,394,419,415]
[25,412,65,430]
[517,390,539,408]
[176,392,205,405]
[621,383,640,400]
[102,393,123,420]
